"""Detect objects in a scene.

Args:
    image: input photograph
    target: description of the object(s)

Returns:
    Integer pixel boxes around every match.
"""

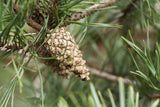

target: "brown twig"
[148,94,160,99]
[27,18,44,31]
[0,42,22,50]
[9,52,30,83]
[88,67,132,85]
[60,0,120,27]
[0,3,49,51]
[3,60,13,68]
[122,0,137,16]
[13,3,44,31]
[118,0,138,36]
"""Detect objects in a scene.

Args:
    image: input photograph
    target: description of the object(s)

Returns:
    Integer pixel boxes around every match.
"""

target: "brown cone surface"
[37,27,90,81]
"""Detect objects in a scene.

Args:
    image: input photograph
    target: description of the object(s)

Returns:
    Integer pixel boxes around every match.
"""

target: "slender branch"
[3,60,12,68]
[148,94,160,99]
[13,3,44,31]
[1,46,132,85]
[0,3,49,51]
[27,18,44,31]
[10,52,30,83]
[60,0,120,27]
[121,0,137,17]
[88,67,132,85]
[0,42,22,50]
[118,0,137,35]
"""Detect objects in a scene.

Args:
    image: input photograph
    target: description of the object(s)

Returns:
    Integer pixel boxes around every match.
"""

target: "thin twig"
[118,0,137,35]
[149,94,160,99]
[122,0,137,15]
[10,63,24,83]
[0,4,49,51]
[13,3,44,31]
[3,60,13,68]
[0,42,22,50]
[27,18,44,31]
[88,67,132,85]
[60,0,120,27]
[9,52,30,83]
[23,33,37,36]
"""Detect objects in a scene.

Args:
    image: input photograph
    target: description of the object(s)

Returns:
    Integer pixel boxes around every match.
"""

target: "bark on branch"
[60,0,120,27]
[88,67,132,85]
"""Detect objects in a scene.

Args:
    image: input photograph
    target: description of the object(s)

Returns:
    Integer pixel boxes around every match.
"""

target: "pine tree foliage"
[0,0,160,107]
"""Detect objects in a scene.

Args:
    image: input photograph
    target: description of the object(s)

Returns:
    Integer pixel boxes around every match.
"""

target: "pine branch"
[27,18,44,31]
[60,0,120,27]
[88,67,132,85]
[10,53,30,83]
[118,0,138,35]
[0,43,22,51]
[0,3,50,51]
[149,94,160,99]
[13,3,45,32]
[122,0,137,17]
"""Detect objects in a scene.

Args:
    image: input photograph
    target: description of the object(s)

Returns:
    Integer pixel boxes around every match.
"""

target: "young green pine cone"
[37,27,90,81]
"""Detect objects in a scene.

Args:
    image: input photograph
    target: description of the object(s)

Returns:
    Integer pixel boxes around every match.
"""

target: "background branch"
[122,0,137,16]
[0,43,22,51]
[88,67,132,85]
[149,94,160,99]
[27,18,44,31]
[60,0,120,27]
[13,3,44,31]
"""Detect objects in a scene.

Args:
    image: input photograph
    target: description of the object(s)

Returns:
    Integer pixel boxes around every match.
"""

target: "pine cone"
[37,27,90,81]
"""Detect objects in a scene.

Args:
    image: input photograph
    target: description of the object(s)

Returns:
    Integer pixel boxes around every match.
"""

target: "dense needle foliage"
[0,0,160,107]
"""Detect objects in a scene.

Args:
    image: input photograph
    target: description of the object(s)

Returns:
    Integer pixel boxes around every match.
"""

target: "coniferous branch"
[121,0,137,17]
[89,67,132,85]
[1,0,160,106]
[0,47,132,84]
[0,50,30,106]
[0,1,36,52]
[122,33,160,90]
[60,0,120,27]
[13,3,45,32]
[5,0,121,81]
[149,94,160,99]
[56,80,159,107]
[12,0,120,32]
[0,3,49,51]
[37,27,90,81]
[10,54,30,83]
[27,18,44,32]
[0,38,24,51]
[118,0,138,35]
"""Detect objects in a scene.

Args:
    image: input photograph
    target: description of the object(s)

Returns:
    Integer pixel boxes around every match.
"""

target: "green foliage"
[0,0,35,47]
[55,79,159,107]
[0,0,160,107]
[121,21,160,92]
